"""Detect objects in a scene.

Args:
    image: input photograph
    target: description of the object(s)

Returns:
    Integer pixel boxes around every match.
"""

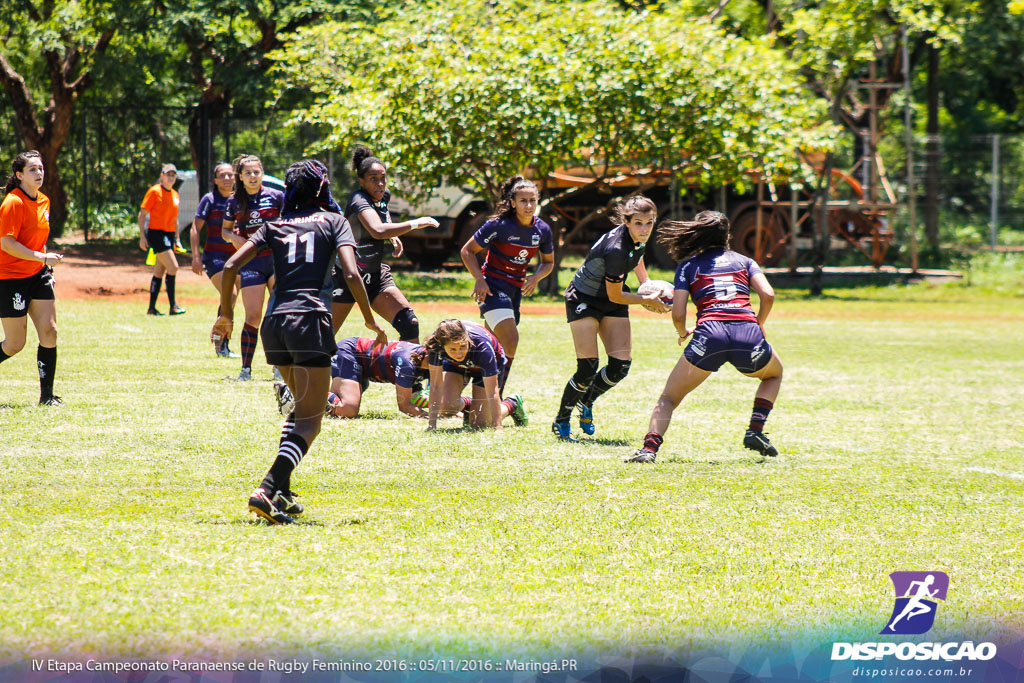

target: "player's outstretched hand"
[410,217,439,230]
[367,322,388,350]
[641,290,671,314]
[472,277,493,304]
[211,316,233,346]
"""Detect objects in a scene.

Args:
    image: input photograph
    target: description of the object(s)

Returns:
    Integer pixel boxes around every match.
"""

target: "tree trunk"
[924,43,940,251]
[809,152,833,297]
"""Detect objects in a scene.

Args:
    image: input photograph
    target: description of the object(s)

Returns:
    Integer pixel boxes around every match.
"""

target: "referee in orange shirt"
[0,151,64,406]
[138,163,185,315]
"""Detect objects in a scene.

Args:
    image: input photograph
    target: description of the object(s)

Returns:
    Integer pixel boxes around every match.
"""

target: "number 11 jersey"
[247,210,355,316]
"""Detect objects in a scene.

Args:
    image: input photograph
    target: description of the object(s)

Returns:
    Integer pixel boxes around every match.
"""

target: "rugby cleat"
[237,367,253,381]
[551,421,577,443]
[39,395,64,407]
[743,430,778,457]
[273,381,295,416]
[168,304,187,315]
[146,308,164,316]
[173,239,188,254]
[248,487,293,525]
[508,394,529,427]
[578,403,596,435]
[272,490,304,516]
[625,448,657,464]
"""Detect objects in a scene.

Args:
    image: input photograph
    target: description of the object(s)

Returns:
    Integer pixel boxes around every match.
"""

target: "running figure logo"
[882,571,949,635]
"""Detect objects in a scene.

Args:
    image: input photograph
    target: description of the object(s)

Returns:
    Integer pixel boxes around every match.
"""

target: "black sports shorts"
[332,263,396,304]
[564,283,629,323]
[261,311,335,368]
[0,267,55,318]
[147,229,175,254]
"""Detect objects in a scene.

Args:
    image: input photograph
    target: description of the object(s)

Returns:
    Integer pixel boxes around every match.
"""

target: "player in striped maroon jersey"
[325,337,430,418]
[460,175,553,390]
[627,211,784,463]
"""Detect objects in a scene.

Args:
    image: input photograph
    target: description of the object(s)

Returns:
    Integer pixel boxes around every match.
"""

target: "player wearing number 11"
[213,159,387,524]
[627,210,784,463]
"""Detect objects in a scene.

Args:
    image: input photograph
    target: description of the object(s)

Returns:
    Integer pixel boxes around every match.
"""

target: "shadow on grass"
[584,437,632,447]
[0,402,31,410]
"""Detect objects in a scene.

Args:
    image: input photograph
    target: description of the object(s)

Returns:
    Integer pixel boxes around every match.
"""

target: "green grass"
[0,257,1022,663]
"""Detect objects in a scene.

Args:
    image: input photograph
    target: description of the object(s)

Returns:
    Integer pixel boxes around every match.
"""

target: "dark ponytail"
[231,154,262,217]
[4,151,43,196]
[352,145,384,178]
[657,210,731,263]
[488,175,538,221]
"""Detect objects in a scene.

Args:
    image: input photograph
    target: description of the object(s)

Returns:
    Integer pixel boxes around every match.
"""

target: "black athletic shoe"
[743,430,778,457]
[625,448,657,463]
[273,490,304,515]
[146,308,164,316]
[248,487,293,525]
[39,395,64,407]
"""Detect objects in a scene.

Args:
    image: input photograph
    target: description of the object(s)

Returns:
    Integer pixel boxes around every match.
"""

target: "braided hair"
[3,151,42,196]
[231,154,262,217]
[283,159,340,216]
[657,210,731,263]
[489,175,539,221]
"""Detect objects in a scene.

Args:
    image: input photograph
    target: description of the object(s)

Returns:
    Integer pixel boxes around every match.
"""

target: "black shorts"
[147,229,175,254]
[260,311,335,368]
[564,283,629,323]
[332,263,396,304]
[0,267,55,318]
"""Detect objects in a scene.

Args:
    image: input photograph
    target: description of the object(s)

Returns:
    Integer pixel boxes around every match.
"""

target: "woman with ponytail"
[626,210,784,463]
[330,145,438,342]
[0,151,64,405]
[212,159,386,525]
[220,154,284,381]
[459,175,553,391]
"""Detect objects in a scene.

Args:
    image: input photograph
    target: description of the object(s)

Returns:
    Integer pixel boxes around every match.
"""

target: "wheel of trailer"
[730,209,787,266]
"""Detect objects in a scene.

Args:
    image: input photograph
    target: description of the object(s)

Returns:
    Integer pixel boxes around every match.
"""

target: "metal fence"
[68,104,333,240]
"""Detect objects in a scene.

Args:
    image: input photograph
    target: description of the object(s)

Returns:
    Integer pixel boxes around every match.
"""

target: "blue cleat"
[578,403,596,435]
[551,421,577,443]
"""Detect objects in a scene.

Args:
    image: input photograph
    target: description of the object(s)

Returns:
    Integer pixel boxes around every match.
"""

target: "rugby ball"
[637,279,674,312]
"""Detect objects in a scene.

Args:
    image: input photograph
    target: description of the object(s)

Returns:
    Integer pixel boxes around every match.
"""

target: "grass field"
[0,253,1022,665]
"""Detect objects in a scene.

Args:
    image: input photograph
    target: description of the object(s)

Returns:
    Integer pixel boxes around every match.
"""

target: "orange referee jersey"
[0,187,50,279]
[141,184,180,232]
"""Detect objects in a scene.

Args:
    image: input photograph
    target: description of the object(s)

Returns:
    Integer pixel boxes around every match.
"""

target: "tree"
[276,0,835,287]
[0,0,138,234]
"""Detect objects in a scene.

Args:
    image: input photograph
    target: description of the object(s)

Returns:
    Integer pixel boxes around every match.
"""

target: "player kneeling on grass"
[627,210,783,464]
[424,319,528,432]
[212,159,386,525]
[323,337,431,419]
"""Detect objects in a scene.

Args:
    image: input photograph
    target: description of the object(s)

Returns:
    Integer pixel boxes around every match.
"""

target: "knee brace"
[605,357,631,384]
[572,358,600,389]
[391,307,419,341]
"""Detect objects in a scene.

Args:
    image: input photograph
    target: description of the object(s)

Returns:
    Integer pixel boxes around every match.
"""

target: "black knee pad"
[573,358,600,388]
[391,307,419,341]
[605,357,631,384]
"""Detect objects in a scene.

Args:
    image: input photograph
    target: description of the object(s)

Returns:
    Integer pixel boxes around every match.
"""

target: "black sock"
[37,345,57,399]
[165,274,176,307]
[0,345,10,364]
[643,432,664,453]
[581,368,617,407]
[148,276,161,310]
[556,377,588,422]
[260,432,308,495]
[502,356,514,391]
